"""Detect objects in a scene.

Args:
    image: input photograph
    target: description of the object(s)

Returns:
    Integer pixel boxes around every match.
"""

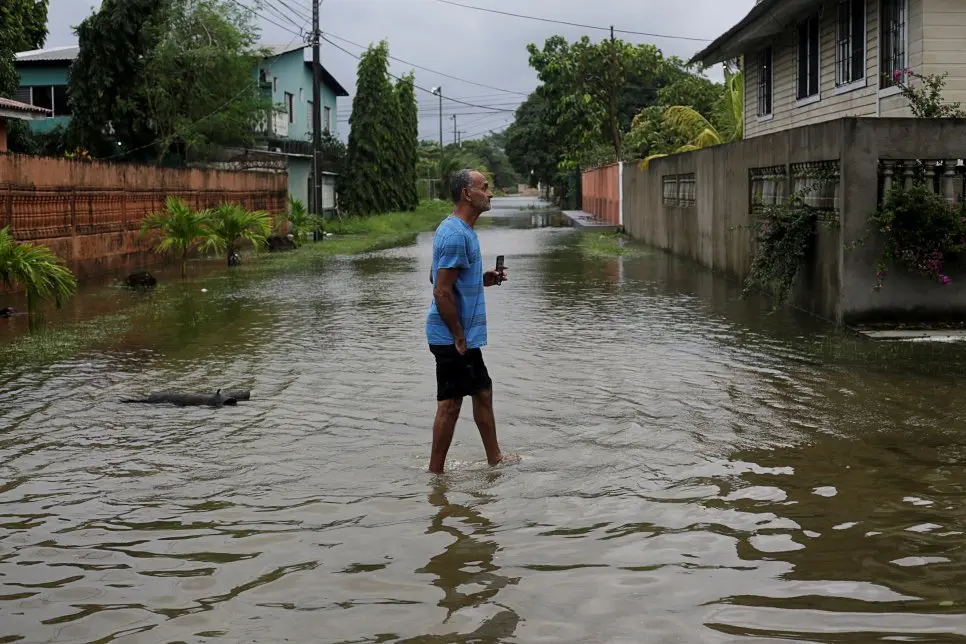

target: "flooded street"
[4,197,966,642]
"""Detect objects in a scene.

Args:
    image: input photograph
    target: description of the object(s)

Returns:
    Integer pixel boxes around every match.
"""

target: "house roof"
[689,0,823,66]
[0,96,52,120]
[15,46,79,63]
[304,61,349,97]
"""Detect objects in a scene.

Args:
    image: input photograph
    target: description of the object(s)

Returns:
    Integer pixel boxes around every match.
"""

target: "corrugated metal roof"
[0,97,52,116]
[15,46,80,62]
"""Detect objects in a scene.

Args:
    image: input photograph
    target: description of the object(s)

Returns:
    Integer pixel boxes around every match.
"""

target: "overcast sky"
[43,0,753,143]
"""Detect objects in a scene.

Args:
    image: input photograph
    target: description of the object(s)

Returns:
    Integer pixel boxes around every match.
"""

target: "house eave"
[689,0,825,66]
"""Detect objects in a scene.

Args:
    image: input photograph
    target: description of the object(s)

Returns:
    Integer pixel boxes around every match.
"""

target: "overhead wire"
[435,0,712,42]
[321,35,518,112]
[322,32,528,96]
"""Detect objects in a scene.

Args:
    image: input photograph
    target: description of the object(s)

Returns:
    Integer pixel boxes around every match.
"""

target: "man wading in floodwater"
[426,169,508,474]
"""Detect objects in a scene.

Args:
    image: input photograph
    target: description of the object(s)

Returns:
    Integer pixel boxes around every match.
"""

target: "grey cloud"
[43,0,754,142]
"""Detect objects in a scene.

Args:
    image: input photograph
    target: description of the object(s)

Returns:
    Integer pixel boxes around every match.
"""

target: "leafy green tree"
[341,40,397,216]
[69,0,269,162]
[144,0,272,162]
[395,72,419,211]
[0,226,77,316]
[202,202,273,266]
[505,88,565,191]
[68,0,172,158]
[0,0,49,97]
[140,195,212,278]
[634,69,744,168]
[461,134,518,192]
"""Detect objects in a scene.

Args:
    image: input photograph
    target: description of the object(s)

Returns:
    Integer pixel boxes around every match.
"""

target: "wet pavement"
[3,197,966,642]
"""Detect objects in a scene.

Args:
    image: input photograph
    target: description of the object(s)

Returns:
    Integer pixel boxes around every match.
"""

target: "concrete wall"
[1,153,288,280]
[618,117,966,325]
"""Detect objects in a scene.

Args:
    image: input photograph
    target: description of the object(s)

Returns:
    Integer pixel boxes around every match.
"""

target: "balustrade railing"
[879,159,966,204]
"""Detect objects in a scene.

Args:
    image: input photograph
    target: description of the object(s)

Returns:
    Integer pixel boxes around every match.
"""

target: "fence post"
[4,184,11,230]
[618,161,624,228]
[69,188,77,235]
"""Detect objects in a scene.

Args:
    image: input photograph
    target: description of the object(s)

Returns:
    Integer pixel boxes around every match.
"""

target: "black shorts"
[429,344,493,401]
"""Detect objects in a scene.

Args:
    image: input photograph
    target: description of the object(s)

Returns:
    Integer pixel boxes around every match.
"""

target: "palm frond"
[0,226,77,314]
[638,153,669,170]
[662,106,717,141]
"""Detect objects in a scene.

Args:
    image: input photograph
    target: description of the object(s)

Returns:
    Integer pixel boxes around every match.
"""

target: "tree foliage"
[394,72,419,211]
[0,0,49,97]
[68,0,172,158]
[505,33,727,203]
[0,226,77,316]
[144,0,271,162]
[68,0,269,162]
[633,68,744,168]
[341,40,418,216]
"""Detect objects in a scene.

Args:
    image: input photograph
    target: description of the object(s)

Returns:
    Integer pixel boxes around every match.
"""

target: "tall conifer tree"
[395,72,419,211]
[342,40,396,216]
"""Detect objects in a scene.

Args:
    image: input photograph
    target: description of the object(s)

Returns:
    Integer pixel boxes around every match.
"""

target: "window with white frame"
[836,0,866,85]
[285,92,294,124]
[756,47,773,117]
[797,13,820,100]
[881,0,907,88]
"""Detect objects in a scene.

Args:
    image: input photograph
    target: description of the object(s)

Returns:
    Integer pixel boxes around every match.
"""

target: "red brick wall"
[0,153,287,281]
[581,163,620,226]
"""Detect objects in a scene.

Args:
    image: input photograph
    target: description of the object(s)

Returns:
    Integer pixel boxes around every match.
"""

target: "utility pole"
[451,114,457,146]
[311,0,323,223]
[432,86,442,200]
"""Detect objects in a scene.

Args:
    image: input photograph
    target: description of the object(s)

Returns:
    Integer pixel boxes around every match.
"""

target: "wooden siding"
[744,0,926,135]
[921,0,966,109]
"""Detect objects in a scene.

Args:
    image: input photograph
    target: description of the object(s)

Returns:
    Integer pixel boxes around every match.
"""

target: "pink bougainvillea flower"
[940,274,952,284]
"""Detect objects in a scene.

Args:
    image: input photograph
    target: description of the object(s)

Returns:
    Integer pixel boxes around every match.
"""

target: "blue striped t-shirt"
[426,215,487,349]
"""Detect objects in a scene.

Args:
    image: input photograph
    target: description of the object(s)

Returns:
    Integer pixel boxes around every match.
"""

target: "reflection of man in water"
[425,169,507,474]
[413,487,520,638]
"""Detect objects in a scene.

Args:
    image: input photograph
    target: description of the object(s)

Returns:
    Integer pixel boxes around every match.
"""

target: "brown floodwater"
[3,197,966,642]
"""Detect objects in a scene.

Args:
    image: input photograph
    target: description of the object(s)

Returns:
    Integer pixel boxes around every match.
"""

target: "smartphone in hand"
[495,255,506,285]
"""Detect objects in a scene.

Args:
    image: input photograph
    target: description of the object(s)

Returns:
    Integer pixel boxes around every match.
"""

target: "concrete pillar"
[0,119,7,153]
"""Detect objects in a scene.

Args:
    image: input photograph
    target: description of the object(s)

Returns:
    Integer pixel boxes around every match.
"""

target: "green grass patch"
[578,231,645,258]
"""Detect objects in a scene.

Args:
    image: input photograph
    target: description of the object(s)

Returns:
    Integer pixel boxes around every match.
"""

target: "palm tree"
[286,195,318,247]
[202,203,273,267]
[0,227,78,315]
[141,195,213,279]
[639,69,744,169]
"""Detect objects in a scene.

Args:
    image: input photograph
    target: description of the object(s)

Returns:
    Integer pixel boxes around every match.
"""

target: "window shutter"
[809,17,819,95]
[798,22,808,98]
[851,0,865,80]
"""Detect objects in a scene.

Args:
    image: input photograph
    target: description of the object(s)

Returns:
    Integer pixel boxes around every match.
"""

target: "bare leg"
[471,388,503,466]
[429,398,463,474]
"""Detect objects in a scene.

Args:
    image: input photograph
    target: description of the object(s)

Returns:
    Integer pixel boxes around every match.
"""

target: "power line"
[321,35,518,112]
[268,0,312,24]
[254,0,307,31]
[322,32,528,96]
[225,0,305,38]
[435,0,712,43]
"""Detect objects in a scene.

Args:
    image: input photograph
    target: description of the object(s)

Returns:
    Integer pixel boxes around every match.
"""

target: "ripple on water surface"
[3,202,966,642]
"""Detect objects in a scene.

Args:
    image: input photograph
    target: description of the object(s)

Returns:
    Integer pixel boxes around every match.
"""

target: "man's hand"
[484,268,508,287]
[454,335,467,355]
